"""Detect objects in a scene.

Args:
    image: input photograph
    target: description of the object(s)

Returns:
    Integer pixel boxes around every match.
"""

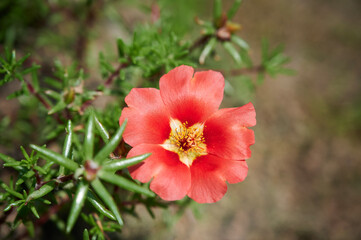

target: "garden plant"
[0,0,292,239]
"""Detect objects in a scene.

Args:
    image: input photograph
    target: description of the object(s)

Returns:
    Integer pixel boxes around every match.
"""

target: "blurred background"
[1,0,360,239]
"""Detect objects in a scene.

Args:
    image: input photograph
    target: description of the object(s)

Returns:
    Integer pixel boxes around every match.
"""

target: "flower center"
[161,119,207,167]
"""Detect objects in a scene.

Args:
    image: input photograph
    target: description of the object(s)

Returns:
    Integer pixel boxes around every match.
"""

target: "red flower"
[119,65,256,203]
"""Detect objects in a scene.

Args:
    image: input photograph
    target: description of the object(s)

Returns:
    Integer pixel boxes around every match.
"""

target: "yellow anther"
[161,118,207,167]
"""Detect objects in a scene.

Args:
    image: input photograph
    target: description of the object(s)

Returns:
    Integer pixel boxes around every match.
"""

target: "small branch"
[75,5,98,67]
[33,168,42,190]
[189,35,211,53]
[35,174,74,190]
[78,62,128,114]
[57,174,74,183]
[105,62,128,87]
[93,213,106,239]
[24,79,51,110]
[79,95,101,115]
[24,78,63,124]
[229,65,265,76]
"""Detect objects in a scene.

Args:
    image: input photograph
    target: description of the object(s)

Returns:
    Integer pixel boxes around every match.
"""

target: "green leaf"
[45,89,61,100]
[6,89,25,100]
[20,146,30,162]
[239,50,253,67]
[83,229,90,240]
[30,205,40,219]
[269,44,285,60]
[4,200,25,211]
[223,41,242,65]
[33,165,47,175]
[117,38,127,58]
[3,162,21,168]
[16,179,24,186]
[0,153,22,171]
[231,35,249,51]
[17,53,31,65]
[84,111,95,161]
[98,170,155,197]
[48,100,66,115]
[26,181,56,201]
[227,0,243,19]
[214,0,222,24]
[199,37,217,65]
[21,64,41,75]
[87,191,116,220]
[31,67,40,91]
[1,183,24,199]
[93,119,127,163]
[91,178,123,226]
[24,221,35,238]
[102,153,150,172]
[66,181,89,233]
[94,115,110,143]
[146,205,155,219]
[268,54,290,67]
[44,77,62,89]
[99,52,115,78]
[60,120,73,175]
[30,144,79,171]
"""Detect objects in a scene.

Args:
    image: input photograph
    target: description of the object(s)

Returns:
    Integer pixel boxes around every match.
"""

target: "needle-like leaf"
[227,0,243,19]
[93,119,127,163]
[26,181,56,201]
[231,35,249,51]
[199,37,217,65]
[102,153,150,172]
[223,41,242,65]
[63,120,73,158]
[91,178,123,226]
[59,120,73,175]
[98,170,155,197]
[87,191,116,220]
[84,111,95,161]
[66,180,89,233]
[30,144,79,171]
[94,114,110,143]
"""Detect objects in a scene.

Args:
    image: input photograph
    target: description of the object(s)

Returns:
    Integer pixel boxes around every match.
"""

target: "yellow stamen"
[161,118,207,167]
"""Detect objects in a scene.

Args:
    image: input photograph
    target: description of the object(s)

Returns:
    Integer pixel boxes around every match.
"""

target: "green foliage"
[259,38,296,83]
[1,116,153,238]
[0,0,293,239]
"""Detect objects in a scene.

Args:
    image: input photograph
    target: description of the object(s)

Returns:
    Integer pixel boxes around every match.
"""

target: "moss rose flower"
[119,65,256,203]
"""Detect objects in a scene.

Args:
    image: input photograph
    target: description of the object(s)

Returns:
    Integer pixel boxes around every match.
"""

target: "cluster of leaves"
[0,0,293,239]
[0,113,164,239]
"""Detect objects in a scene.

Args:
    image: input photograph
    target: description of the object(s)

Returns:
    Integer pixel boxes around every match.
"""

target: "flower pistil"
[161,119,207,167]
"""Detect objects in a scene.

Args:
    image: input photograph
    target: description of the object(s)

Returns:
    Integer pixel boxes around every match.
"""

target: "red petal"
[204,102,256,160]
[221,159,248,184]
[127,144,191,201]
[119,88,170,146]
[187,155,248,203]
[159,65,225,125]
[187,155,227,203]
